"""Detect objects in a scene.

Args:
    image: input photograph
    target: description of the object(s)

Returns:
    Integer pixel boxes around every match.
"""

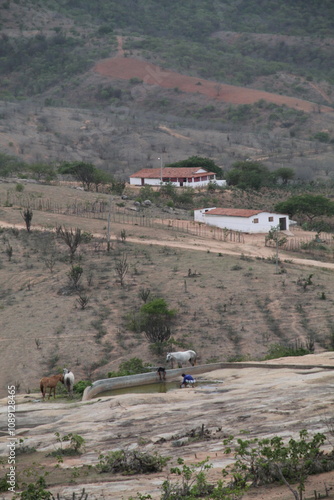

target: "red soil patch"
[93,56,334,113]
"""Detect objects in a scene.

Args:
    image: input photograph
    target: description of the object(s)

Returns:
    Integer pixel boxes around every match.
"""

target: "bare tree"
[42,252,57,273]
[56,226,83,262]
[115,252,128,286]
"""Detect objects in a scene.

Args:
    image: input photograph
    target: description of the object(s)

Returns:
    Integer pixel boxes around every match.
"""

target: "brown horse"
[40,373,64,400]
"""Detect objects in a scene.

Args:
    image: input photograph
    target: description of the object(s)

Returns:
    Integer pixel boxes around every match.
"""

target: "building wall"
[130,177,217,188]
[129,178,161,186]
[194,208,217,223]
[204,212,289,233]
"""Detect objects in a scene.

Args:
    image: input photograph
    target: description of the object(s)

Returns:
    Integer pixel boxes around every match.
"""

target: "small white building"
[194,207,290,233]
[130,167,218,188]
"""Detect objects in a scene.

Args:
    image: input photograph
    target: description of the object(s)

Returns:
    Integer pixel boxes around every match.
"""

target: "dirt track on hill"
[93,37,334,113]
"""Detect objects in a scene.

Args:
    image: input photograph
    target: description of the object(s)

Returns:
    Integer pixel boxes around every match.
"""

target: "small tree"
[115,252,128,286]
[67,265,83,290]
[58,161,97,191]
[42,253,56,273]
[275,194,334,221]
[138,288,151,303]
[5,242,13,261]
[272,166,295,185]
[139,298,176,352]
[21,208,33,232]
[57,226,83,262]
[76,291,90,310]
[265,225,287,273]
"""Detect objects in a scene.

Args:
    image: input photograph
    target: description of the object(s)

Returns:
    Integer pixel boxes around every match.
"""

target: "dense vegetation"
[1,0,334,100]
[26,0,334,37]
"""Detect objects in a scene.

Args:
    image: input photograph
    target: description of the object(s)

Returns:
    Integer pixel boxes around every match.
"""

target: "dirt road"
[1,208,334,271]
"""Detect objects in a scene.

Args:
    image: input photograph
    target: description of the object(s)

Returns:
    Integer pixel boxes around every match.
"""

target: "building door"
[279,217,287,230]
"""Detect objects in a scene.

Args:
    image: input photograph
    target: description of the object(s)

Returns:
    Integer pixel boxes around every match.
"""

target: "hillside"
[1,181,334,397]
[0,1,334,183]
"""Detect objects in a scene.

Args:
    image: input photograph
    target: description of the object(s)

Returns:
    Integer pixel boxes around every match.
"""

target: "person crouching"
[180,373,196,388]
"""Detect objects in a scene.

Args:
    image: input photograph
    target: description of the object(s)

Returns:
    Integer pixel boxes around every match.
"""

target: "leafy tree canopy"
[28,163,57,181]
[0,152,23,177]
[165,156,223,178]
[275,194,334,220]
[140,297,176,318]
[58,161,112,191]
[139,298,177,347]
[272,167,295,185]
[226,161,270,190]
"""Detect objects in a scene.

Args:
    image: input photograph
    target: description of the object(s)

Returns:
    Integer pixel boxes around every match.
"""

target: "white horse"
[63,368,75,397]
[166,350,197,369]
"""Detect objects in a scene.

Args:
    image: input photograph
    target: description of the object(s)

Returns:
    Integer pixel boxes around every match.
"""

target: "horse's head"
[166,353,172,363]
[63,368,69,375]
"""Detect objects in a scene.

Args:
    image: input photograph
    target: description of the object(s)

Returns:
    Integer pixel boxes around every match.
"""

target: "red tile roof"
[130,167,215,178]
[205,208,263,217]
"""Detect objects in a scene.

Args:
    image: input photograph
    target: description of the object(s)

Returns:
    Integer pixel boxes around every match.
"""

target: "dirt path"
[93,54,334,113]
[158,125,191,140]
[1,211,334,271]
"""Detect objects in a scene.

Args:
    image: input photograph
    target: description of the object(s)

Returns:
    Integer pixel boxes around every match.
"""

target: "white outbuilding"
[130,167,220,188]
[194,207,290,233]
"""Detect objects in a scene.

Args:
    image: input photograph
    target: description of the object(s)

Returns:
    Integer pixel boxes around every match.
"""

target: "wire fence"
[265,229,334,260]
[4,191,334,257]
[1,192,245,243]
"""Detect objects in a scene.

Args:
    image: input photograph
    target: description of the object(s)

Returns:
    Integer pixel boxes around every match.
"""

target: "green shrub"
[19,476,52,500]
[108,357,152,378]
[313,131,330,143]
[73,380,92,395]
[97,449,169,475]
[48,432,85,457]
[0,475,16,493]
[264,343,311,360]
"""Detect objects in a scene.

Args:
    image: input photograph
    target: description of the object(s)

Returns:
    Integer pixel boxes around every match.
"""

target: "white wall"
[194,208,217,223]
[204,212,289,233]
[130,178,161,186]
[130,178,217,188]
[213,180,227,187]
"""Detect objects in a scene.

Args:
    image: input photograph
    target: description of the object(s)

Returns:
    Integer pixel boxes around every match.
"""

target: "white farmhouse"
[130,167,219,188]
[194,207,290,233]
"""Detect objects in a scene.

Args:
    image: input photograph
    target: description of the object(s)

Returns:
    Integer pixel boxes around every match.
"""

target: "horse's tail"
[65,376,71,391]
[40,379,45,397]
[65,373,74,393]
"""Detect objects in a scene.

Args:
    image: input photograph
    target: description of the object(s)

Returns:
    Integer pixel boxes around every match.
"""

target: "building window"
[268,216,274,222]
[253,218,259,223]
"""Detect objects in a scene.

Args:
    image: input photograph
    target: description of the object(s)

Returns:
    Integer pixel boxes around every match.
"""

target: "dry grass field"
[1,180,334,400]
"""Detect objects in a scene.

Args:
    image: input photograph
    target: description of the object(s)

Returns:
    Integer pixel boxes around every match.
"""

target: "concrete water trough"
[81,361,334,400]
[82,363,224,400]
